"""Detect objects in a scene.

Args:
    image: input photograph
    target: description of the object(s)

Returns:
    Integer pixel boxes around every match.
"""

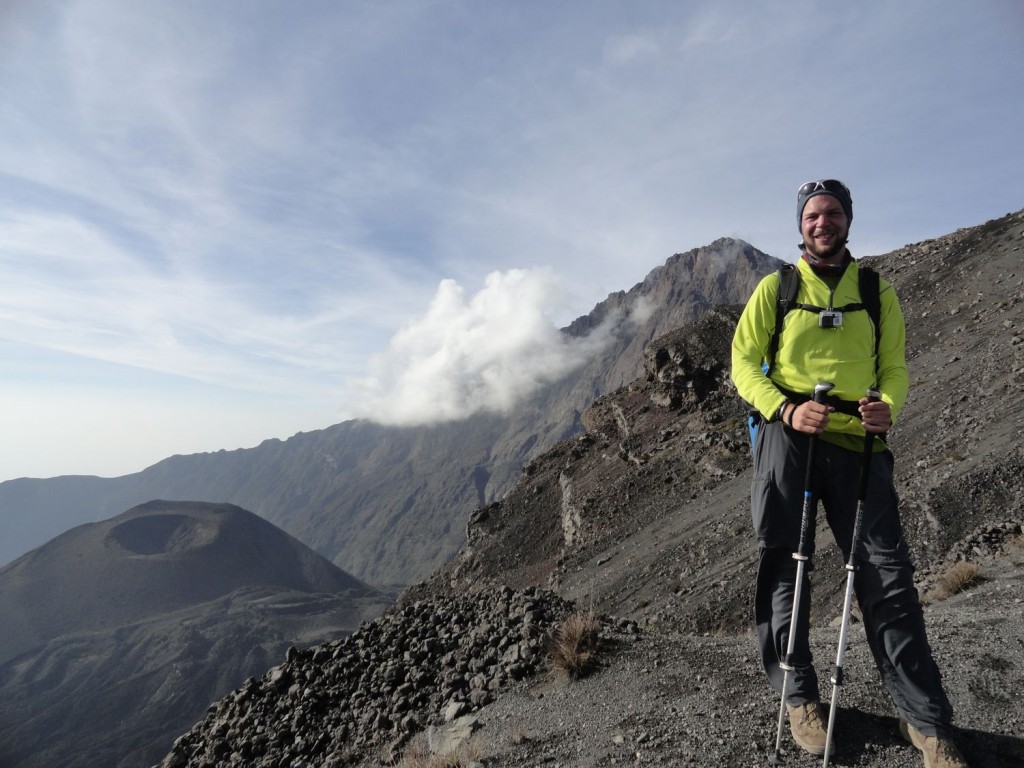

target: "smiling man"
[730,180,968,767]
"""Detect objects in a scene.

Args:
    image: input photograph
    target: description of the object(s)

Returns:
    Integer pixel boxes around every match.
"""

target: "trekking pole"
[770,381,834,766]
[822,388,882,767]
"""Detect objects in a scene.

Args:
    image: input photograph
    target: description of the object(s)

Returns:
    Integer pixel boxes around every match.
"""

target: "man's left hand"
[859,397,891,434]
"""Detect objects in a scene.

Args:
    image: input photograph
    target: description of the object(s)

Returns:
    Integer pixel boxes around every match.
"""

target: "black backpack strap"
[766,265,799,377]
[858,266,882,359]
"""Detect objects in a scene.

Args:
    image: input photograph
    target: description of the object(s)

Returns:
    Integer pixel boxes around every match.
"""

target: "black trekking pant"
[751,420,954,737]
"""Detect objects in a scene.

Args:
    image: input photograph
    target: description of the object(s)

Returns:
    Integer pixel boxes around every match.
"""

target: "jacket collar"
[800,247,853,279]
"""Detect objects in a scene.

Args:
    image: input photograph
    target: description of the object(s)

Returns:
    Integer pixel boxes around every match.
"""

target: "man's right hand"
[789,401,834,434]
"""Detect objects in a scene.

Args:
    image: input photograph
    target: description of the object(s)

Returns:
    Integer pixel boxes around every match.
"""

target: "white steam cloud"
[353,268,617,425]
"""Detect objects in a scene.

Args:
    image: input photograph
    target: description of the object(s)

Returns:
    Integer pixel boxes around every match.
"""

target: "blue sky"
[1,1,1022,482]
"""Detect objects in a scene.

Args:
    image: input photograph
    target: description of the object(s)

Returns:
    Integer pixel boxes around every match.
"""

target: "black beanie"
[797,179,853,229]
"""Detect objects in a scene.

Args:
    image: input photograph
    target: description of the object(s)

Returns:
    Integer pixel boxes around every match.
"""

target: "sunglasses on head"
[799,179,849,196]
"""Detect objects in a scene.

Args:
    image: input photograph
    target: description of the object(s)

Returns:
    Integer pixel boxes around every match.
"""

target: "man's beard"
[803,231,848,260]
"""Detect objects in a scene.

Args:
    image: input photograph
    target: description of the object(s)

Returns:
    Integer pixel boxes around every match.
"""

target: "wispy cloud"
[602,33,662,66]
[0,3,448,397]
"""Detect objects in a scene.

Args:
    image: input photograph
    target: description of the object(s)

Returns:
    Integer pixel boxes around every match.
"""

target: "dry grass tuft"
[392,736,483,768]
[926,560,984,603]
[549,609,602,680]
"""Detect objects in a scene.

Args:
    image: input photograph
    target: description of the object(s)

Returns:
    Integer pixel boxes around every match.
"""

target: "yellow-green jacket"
[730,257,908,451]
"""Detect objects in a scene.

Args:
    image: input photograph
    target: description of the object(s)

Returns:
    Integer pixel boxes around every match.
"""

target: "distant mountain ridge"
[0,239,782,586]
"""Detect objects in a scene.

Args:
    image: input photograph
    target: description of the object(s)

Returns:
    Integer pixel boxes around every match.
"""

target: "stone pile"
[948,520,1022,561]
[157,586,581,768]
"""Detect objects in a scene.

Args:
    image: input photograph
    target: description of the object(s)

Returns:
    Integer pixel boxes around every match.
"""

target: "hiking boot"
[787,700,834,757]
[899,720,969,768]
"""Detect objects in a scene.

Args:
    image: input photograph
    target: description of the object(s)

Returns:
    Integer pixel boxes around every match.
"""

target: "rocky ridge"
[159,586,636,767]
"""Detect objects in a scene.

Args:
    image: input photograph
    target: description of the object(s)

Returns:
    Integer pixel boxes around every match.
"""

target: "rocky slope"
[157,210,1024,767]
[0,241,779,587]
[158,585,597,768]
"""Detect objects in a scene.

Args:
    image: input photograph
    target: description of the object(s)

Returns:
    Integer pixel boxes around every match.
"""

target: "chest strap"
[792,301,868,314]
